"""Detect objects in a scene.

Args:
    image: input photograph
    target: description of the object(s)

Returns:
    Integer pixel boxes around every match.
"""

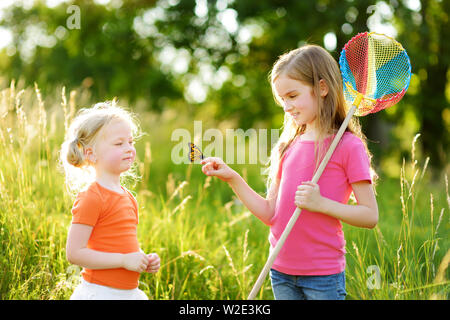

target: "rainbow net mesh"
[339,32,411,116]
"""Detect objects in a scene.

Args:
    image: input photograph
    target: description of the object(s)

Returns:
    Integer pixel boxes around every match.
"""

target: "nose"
[127,142,136,153]
[283,101,294,113]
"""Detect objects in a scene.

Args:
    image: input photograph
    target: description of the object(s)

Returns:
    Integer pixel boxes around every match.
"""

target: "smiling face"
[273,75,320,128]
[91,118,136,176]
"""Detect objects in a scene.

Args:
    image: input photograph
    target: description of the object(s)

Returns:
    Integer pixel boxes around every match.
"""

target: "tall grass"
[0,82,448,299]
[344,135,449,299]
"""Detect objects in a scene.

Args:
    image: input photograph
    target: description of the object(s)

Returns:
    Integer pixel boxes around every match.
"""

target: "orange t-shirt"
[71,182,140,289]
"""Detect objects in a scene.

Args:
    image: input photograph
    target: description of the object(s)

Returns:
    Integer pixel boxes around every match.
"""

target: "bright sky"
[0,26,12,49]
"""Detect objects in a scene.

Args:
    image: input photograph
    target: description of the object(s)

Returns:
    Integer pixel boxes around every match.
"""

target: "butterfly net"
[339,32,411,116]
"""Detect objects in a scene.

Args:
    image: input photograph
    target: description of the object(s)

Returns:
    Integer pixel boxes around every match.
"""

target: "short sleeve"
[343,137,372,184]
[71,191,103,226]
[276,159,283,180]
[125,189,139,221]
[276,150,288,180]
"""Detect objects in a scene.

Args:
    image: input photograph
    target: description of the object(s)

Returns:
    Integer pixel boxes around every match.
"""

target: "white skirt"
[70,278,148,300]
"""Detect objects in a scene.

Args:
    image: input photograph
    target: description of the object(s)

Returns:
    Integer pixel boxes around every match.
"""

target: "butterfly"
[188,142,204,163]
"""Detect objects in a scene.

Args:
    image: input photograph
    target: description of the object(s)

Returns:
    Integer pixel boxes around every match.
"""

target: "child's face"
[92,119,136,175]
[274,75,319,127]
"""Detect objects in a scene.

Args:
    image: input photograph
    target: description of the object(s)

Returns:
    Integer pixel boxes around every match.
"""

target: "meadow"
[0,82,448,300]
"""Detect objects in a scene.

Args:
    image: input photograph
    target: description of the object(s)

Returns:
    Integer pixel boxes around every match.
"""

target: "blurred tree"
[395,0,449,169]
[0,0,181,110]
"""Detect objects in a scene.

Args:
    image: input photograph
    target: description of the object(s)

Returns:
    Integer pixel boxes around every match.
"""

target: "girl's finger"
[201,157,222,165]
[298,185,312,191]
[202,164,212,174]
[148,253,159,261]
[200,157,213,165]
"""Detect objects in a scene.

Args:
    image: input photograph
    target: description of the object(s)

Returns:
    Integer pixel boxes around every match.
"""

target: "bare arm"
[227,171,279,225]
[201,157,278,225]
[66,223,149,272]
[295,181,378,229]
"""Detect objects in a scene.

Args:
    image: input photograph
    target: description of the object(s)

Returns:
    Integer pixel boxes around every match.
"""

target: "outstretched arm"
[201,157,278,225]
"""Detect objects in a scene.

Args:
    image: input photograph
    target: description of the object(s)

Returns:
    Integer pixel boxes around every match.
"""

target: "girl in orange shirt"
[60,101,160,300]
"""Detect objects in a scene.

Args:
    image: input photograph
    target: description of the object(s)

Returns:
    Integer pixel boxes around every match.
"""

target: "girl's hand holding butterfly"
[201,157,237,183]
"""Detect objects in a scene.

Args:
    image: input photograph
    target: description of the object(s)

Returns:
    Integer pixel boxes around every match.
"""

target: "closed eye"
[114,139,134,146]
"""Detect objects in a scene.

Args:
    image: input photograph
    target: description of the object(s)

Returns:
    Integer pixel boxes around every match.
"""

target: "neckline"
[297,138,316,144]
[296,132,347,144]
[94,181,127,196]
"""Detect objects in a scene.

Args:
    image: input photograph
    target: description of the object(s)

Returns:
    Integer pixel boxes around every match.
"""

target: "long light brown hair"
[266,45,376,198]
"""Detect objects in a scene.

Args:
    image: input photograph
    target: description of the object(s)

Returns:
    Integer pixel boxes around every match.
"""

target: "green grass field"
[0,83,448,300]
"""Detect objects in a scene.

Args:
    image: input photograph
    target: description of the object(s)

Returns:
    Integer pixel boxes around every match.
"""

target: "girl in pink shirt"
[201,45,378,300]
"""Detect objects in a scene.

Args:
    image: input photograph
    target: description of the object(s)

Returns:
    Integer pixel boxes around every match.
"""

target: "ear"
[319,79,329,98]
[84,147,97,164]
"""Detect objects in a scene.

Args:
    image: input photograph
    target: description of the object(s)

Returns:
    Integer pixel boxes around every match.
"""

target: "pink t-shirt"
[269,131,371,276]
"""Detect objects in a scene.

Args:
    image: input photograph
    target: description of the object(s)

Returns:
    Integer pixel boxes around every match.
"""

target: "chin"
[294,119,306,126]
[113,165,131,175]
[121,165,132,172]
